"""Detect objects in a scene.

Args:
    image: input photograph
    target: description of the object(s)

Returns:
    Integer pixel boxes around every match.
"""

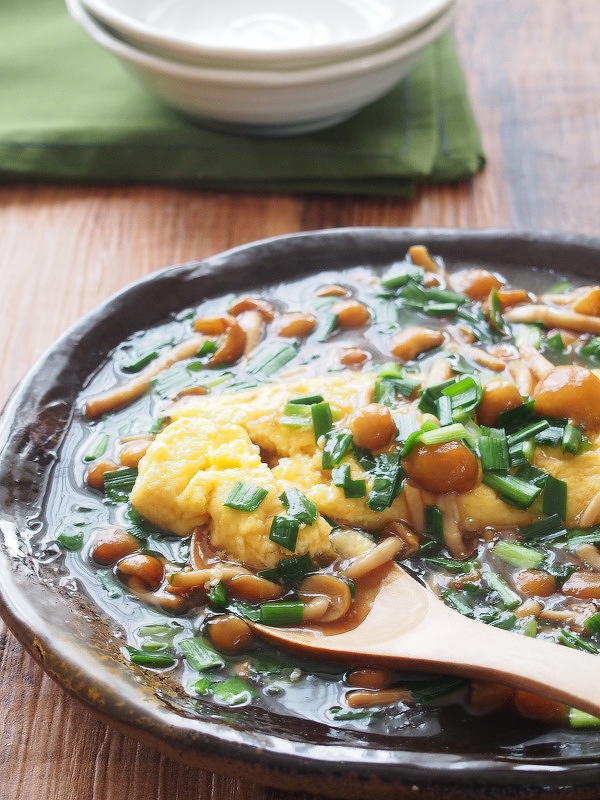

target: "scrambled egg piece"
[131,371,600,571]
[131,414,333,569]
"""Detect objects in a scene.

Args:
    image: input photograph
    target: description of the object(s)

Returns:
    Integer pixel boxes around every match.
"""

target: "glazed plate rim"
[2,227,600,799]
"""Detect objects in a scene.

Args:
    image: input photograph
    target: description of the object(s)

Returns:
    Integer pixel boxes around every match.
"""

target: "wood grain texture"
[2,2,600,798]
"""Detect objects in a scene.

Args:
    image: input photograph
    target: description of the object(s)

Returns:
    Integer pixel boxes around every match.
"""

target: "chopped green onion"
[482,471,543,510]
[126,647,175,668]
[400,419,438,456]
[211,676,257,706]
[493,540,544,569]
[279,488,318,525]
[559,628,599,654]
[423,557,475,574]
[394,413,421,443]
[497,399,535,432]
[224,481,268,512]
[419,423,467,446]
[519,616,539,637]
[579,336,600,366]
[247,341,298,377]
[381,262,425,289]
[435,394,453,426]
[478,427,510,472]
[321,429,353,469]
[441,375,483,417]
[513,323,543,350]
[332,464,367,499]
[506,419,550,448]
[487,611,517,630]
[280,402,313,428]
[425,505,444,542]
[287,394,324,405]
[488,287,506,334]
[57,526,85,552]
[122,350,159,373]
[178,636,224,671]
[97,569,122,599]
[584,611,600,636]
[103,467,138,502]
[329,706,372,721]
[269,515,299,552]
[514,463,549,488]
[260,600,304,626]
[484,571,521,609]
[441,589,474,618]
[569,708,600,729]
[258,553,314,585]
[83,433,109,462]
[542,474,567,520]
[567,527,600,548]
[562,423,588,455]
[366,452,403,511]
[418,379,456,416]
[208,581,228,608]
[521,514,567,543]
[311,401,333,441]
[408,675,470,704]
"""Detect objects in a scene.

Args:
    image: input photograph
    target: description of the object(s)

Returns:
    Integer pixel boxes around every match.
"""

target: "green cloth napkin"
[0,0,485,195]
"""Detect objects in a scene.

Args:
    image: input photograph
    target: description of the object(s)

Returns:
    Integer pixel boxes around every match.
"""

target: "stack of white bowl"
[66,0,459,135]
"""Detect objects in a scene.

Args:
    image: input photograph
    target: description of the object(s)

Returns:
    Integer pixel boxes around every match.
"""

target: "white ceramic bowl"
[78,0,455,69]
[66,0,458,136]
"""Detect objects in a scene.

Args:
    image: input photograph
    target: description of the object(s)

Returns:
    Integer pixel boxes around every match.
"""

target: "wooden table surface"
[2,1,600,798]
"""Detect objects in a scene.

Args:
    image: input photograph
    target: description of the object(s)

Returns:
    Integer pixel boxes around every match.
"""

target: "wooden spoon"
[254,564,600,718]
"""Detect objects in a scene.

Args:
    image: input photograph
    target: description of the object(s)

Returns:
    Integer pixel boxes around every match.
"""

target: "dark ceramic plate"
[2,228,600,800]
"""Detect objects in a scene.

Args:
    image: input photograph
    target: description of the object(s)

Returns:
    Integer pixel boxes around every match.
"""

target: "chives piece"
[559,628,600,655]
[584,611,600,636]
[488,287,506,334]
[409,675,470,704]
[488,611,517,630]
[260,600,304,626]
[482,471,543,510]
[258,553,314,585]
[562,422,585,455]
[322,429,353,469]
[485,571,521,609]
[269,515,299,552]
[544,332,565,353]
[569,708,600,730]
[542,474,567,520]
[103,467,138,502]
[436,394,453,427]
[367,452,403,511]
[442,589,475,618]
[423,557,475,574]
[419,423,467,447]
[83,433,109,462]
[287,394,324,405]
[381,263,425,289]
[279,488,318,525]
[314,310,339,342]
[373,378,396,407]
[478,427,510,472]
[178,636,224,670]
[579,336,600,365]
[247,341,298,377]
[418,379,456,416]
[57,526,85,552]
[311,401,333,441]
[280,402,313,428]
[208,581,228,608]
[519,616,539,638]
[425,504,444,542]
[497,399,535,432]
[126,647,175,668]
[122,350,159,373]
[506,419,551,448]
[514,462,549,488]
[224,481,268,511]
[441,375,482,417]
[332,464,367,499]
[210,676,257,706]
[567,528,600,549]
[394,412,421,443]
[400,420,438,457]
[521,513,567,543]
[493,539,544,569]
[535,423,566,447]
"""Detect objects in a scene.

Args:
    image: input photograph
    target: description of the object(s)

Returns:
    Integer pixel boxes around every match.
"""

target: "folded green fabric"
[0,0,485,195]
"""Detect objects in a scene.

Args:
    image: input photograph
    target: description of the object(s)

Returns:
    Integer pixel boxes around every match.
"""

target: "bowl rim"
[66,0,458,87]
[3,227,600,800]
[77,0,456,68]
